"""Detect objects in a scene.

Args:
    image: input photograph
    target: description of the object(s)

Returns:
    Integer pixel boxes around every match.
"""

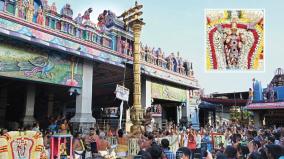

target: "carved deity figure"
[167,55,174,71]
[151,48,157,64]
[82,8,92,21]
[43,0,49,10]
[61,4,73,18]
[36,7,44,25]
[26,1,34,22]
[75,13,83,24]
[157,48,163,66]
[50,2,57,13]
[17,0,25,19]
[178,57,185,74]
[97,10,108,32]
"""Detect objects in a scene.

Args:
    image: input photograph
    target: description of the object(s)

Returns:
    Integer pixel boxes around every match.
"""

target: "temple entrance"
[264,110,284,127]
[0,77,75,130]
[151,99,182,129]
[92,62,133,131]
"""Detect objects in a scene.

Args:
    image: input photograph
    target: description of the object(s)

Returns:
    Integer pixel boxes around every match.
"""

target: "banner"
[151,82,187,102]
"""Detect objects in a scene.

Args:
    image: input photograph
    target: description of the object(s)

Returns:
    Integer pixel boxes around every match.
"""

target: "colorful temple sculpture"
[246,68,284,127]
[0,0,200,136]
[206,10,264,71]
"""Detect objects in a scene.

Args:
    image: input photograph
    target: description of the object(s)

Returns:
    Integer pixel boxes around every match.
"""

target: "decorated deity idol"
[206,10,264,71]
[222,16,246,69]
[36,7,44,25]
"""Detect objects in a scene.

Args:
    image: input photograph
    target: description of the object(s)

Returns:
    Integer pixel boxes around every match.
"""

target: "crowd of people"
[1,117,284,159]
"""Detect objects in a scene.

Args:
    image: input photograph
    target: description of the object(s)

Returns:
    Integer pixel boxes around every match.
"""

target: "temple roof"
[270,68,284,87]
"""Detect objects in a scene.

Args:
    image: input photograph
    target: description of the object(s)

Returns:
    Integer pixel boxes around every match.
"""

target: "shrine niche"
[205,9,264,71]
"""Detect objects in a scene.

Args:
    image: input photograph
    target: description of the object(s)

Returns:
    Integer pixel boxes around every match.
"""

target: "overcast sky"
[49,0,284,94]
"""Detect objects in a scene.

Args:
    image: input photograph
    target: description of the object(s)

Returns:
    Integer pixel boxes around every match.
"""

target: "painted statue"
[61,4,73,19]
[97,10,108,32]
[75,13,83,24]
[36,7,44,25]
[183,60,191,76]
[178,56,185,74]
[17,0,25,19]
[166,55,174,71]
[82,8,93,22]
[43,0,49,10]
[26,1,34,22]
[50,2,57,13]
[105,10,116,27]
[157,48,163,66]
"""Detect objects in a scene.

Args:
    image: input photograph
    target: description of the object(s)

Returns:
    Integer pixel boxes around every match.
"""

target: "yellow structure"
[119,1,145,134]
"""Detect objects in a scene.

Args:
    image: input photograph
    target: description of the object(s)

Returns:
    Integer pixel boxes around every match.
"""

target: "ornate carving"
[97,10,108,32]
[26,0,34,22]
[50,2,57,14]
[17,0,25,19]
[36,7,44,25]
[97,10,117,33]
[60,4,73,19]
[75,13,83,25]
[82,8,92,22]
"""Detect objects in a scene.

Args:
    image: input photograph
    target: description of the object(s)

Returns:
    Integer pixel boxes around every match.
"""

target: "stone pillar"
[47,93,54,117]
[70,60,95,134]
[23,84,36,126]
[0,87,7,127]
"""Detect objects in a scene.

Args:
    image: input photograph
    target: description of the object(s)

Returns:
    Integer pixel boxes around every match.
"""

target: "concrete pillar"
[183,90,190,118]
[0,87,7,127]
[254,111,261,128]
[23,84,36,126]
[70,60,95,134]
[47,93,54,117]
[185,89,200,129]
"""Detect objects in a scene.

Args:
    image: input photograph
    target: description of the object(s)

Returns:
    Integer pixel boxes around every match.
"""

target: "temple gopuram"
[0,0,200,132]
[246,68,284,127]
